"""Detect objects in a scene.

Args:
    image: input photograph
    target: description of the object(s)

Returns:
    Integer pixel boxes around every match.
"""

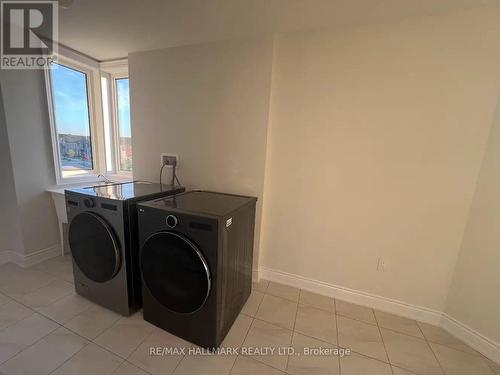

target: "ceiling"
[55,0,498,61]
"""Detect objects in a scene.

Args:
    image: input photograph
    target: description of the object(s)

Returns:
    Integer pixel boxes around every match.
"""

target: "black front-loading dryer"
[65,181,185,315]
[137,191,257,348]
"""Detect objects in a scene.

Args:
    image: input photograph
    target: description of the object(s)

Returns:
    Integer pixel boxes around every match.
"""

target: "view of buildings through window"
[51,63,93,176]
[116,78,132,172]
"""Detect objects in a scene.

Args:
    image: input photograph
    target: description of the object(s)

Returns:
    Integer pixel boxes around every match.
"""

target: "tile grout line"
[0,260,77,333]
[244,300,491,363]
[0,269,134,372]
[264,281,299,303]
[9,303,131,374]
[261,280,270,294]
[489,364,500,375]
[0,319,60,367]
[38,299,94,328]
[253,290,266,319]
[240,354,288,374]
[97,318,151,363]
[346,349,393,367]
[0,266,58,293]
[383,323,491,358]
[416,324,498,358]
[296,299,335,315]
[334,298,342,375]
[299,292,488,359]
[284,288,300,374]
[250,311,396,366]
[47,341,117,375]
[2,265,229,373]
[261,279,493,358]
[34,287,78,311]
[228,315,256,375]
[390,365,423,375]
[257,280,466,354]
[0,299,28,333]
[336,311,378,327]
[416,320,447,375]
[377,325,427,341]
[241,286,281,372]
[0,294,63,366]
[1,270,496,375]
[373,308,395,375]
[251,284,267,320]
[62,324,129,360]
[0,292,12,310]
[109,362,139,375]
[265,291,299,304]
[161,340,187,375]
[1,287,81,332]
[123,359,155,375]
[228,285,267,375]
[250,314,329,344]
[483,356,500,375]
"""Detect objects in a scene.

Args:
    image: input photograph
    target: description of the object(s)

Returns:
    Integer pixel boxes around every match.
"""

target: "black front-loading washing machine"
[65,181,185,315]
[137,191,257,348]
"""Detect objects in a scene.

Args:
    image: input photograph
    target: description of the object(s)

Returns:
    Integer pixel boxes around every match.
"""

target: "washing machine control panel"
[83,198,95,208]
[166,215,178,228]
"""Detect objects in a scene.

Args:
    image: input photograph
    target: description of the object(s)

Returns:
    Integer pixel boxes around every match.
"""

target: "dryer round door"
[140,231,211,314]
[68,212,121,283]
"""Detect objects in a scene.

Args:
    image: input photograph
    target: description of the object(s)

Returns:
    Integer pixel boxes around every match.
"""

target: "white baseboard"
[259,266,442,325]
[441,313,500,364]
[8,244,61,268]
[252,268,259,282]
[259,266,500,364]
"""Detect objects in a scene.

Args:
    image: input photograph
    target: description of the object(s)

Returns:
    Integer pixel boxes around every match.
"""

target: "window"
[46,54,131,184]
[48,62,95,179]
[100,76,114,173]
[115,78,132,172]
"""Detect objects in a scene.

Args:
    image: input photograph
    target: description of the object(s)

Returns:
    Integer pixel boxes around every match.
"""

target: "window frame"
[100,60,131,178]
[45,50,131,185]
[110,73,132,176]
[45,55,104,184]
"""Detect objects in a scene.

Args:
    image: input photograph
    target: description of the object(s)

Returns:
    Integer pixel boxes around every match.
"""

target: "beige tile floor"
[0,256,498,375]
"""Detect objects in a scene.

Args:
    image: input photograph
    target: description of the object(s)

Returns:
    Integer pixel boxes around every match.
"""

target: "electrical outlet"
[377,258,387,272]
[160,153,178,167]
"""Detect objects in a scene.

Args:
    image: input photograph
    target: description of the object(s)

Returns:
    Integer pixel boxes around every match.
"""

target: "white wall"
[445,94,500,344]
[259,6,500,311]
[129,37,274,267]
[0,83,24,260]
[0,70,59,257]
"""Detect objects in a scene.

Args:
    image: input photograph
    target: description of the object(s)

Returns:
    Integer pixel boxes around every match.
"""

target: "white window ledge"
[46,174,132,196]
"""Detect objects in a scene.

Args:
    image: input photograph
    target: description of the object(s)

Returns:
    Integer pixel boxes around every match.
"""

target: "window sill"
[46,174,133,196]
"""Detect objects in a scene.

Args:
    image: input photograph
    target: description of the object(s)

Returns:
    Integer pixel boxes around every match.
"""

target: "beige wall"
[0,70,59,255]
[446,94,500,343]
[128,5,500,330]
[259,7,500,311]
[129,37,274,267]
[0,82,24,258]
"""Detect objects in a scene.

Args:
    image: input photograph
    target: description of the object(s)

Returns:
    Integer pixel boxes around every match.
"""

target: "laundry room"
[1,1,500,375]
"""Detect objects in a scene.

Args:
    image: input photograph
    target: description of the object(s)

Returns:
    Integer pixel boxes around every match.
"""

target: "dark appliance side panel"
[122,201,138,310]
[217,201,256,344]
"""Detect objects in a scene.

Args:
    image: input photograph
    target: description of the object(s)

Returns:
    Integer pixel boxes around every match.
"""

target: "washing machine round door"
[68,212,121,283]
[140,232,211,314]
